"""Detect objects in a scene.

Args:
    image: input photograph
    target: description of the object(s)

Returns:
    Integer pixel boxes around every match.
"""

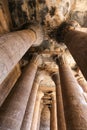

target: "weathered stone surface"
[75,0,87,11]
[0,56,39,130]
[70,11,87,27]
[50,93,58,130]
[64,29,87,80]
[76,70,87,93]
[37,102,44,130]
[21,71,44,130]
[0,25,43,84]
[45,0,75,27]
[0,1,87,130]
[40,105,50,130]
[0,64,21,106]
[8,0,75,28]
[31,91,44,130]
[0,0,12,34]
[52,21,87,80]
[56,55,87,130]
[70,0,87,27]
[52,73,66,130]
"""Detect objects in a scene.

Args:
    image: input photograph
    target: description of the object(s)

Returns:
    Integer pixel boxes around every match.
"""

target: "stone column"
[0,55,41,130]
[31,91,44,130]
[50,92,58,130]
[37,101,44,130]
[54,21,87,80]
[21,71,44,130]
[0,25,43,84]
[52,73,66,130]
[0,64,21,106]
[40,105,50,130]
[64,29,87,80]
[56,55,87,130]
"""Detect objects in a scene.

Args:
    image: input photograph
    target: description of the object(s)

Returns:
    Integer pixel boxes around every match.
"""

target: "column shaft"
[50,93,58,130]
[64,29,87,80]
[52,73,66,130]
[36,102,43,130]
[57,55,87,130]
[0,56,39,130]
[0,64,21,106]
[21,72,44,130]
[31,91,44,130]
[0,25,43,84]
[40,105,50,130]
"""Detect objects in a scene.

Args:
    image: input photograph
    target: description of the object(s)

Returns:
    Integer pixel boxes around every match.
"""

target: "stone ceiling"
[8,0,87,29]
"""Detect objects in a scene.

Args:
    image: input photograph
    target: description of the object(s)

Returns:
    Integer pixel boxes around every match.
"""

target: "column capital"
[51,92,56,97]
[37,91,44,99]
[35,71,45,83]
[53,54,67,66]
[49,20,79,43]
[30,24,44,47]
[51,92,56,102]
[77,76,83,81]
[51,72,60,85]
[31,54,42,66]
[51,72,58,78]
